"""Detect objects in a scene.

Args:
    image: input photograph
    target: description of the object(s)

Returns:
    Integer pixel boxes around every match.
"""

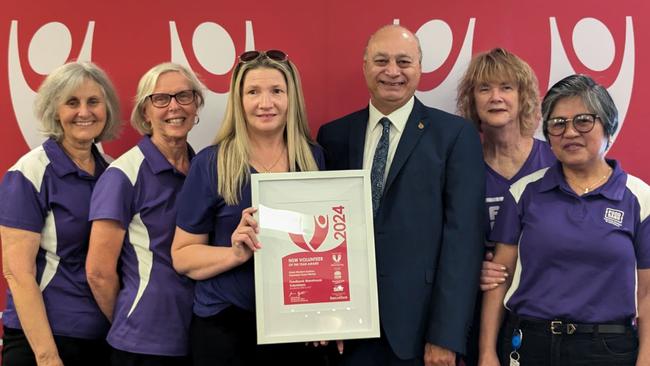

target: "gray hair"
[130,62,205,135]
[34,61,121,142]
[542,74,618,146]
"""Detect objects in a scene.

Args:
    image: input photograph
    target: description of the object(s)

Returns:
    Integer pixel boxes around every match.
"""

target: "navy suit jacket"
[316,98,485,359]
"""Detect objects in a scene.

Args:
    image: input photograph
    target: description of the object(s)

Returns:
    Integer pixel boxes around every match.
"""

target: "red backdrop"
[1,0,649,341]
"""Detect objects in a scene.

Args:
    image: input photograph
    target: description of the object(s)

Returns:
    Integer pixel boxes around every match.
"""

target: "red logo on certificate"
[283,205,350,305]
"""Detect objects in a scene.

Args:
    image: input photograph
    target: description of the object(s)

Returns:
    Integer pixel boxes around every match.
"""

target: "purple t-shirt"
[0,138,110,339]
[89,135,195,356]
[485,139,556,240]
[491,160,650,323]
[176,144,325,317]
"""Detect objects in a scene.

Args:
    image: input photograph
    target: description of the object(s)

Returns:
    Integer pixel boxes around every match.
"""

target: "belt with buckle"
[508,314,632,335]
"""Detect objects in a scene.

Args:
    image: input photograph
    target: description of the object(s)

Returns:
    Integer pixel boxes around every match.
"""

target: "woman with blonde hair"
[456,48,556,365]
[87,62,204,365]
[172,50,326,365]
[457,48,556,242]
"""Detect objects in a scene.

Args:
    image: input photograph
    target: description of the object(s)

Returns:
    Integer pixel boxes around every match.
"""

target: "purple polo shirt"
[491,160,650,323]
[89,135,194,356]
[485,139,556,240]
[176,144,325,317]
[0,138,110,339]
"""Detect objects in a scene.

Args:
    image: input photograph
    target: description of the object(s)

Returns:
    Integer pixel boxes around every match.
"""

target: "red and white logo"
[282,206,351,305]
[288,215,329,252]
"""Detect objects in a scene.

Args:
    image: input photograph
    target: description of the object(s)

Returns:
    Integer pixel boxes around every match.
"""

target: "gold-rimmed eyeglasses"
[546,113,599,136]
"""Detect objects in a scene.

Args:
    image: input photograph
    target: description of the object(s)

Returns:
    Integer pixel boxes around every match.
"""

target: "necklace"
[252,146,286,173]
[568,166,612,194]
[61,144,95,174]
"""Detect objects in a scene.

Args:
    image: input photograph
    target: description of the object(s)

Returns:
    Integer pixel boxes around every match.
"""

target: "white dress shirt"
[362,97,415,183]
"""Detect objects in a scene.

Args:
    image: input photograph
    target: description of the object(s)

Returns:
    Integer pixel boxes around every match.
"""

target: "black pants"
[327,336,422,366]
[462,289,482,366]
[190,306,329,366]
[499,316,638,366]
[326,327,462,366]
[2,326,110,366]
[110,348,189,366]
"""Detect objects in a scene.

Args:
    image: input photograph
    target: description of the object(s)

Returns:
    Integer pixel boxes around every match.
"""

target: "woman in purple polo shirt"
[86,63,204,366]
[0,62,121,365]
[457,48,557,281]
[171,50,327,366]
[456,48,556,365]
[479,74,650,365]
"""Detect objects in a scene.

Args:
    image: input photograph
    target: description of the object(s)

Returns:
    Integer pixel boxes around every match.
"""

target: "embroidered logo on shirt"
[604,208,624,227]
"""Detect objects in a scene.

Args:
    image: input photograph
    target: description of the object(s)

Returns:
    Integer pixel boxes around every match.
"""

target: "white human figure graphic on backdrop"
[403,18,476,114]
[170,21,255,150]
[8,21,97,150]
[543,16,634,146]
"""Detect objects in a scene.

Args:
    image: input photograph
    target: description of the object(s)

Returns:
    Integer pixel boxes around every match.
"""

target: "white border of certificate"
[252,170,380,344]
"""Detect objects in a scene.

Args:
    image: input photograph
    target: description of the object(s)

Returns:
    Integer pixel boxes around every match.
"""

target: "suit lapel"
[384,99,429,193]
[348,108,369,169]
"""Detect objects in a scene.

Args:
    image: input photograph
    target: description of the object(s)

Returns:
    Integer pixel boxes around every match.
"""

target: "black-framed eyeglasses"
[148,90,196,108]
[546,113,599,136]
[238,49,288,63]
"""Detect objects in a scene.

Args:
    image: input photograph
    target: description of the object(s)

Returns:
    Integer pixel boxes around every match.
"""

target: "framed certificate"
[251,170,380,344]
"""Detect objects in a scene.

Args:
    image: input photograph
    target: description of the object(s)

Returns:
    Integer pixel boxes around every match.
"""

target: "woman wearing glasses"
[86,63,203,365]
[171,50,326,366]
[479,74,650,365]
[0,62,119,365]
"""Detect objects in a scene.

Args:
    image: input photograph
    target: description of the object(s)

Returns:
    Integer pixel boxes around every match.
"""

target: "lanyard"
[509,328,523,366]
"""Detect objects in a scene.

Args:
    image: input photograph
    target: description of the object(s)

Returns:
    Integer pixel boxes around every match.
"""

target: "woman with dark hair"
[479,74,650,365]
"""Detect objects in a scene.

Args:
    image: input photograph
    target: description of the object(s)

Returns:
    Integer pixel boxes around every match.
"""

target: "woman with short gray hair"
[480,74,650,365]
[0,61,120,365]
[35,61,121,143]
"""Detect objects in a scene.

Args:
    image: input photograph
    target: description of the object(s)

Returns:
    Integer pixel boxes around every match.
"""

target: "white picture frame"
[251,169,380,344]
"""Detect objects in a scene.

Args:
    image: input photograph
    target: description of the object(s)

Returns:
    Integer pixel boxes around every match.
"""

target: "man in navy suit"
[317,25,485,366]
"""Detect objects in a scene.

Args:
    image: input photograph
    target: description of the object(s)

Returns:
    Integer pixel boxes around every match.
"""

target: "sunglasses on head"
[239,50,288,63]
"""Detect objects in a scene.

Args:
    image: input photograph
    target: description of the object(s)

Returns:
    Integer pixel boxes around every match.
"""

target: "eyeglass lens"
[150,90,195,107]
[547,114,597,135]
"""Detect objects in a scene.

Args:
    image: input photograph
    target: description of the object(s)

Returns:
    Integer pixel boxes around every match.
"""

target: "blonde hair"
[215,55,319,205]
[35,61,121,142]
[131,62,205,135]
[457,48,540,136]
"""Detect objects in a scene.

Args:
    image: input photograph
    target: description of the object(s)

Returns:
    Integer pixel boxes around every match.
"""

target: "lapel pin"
[418,121,424,130]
